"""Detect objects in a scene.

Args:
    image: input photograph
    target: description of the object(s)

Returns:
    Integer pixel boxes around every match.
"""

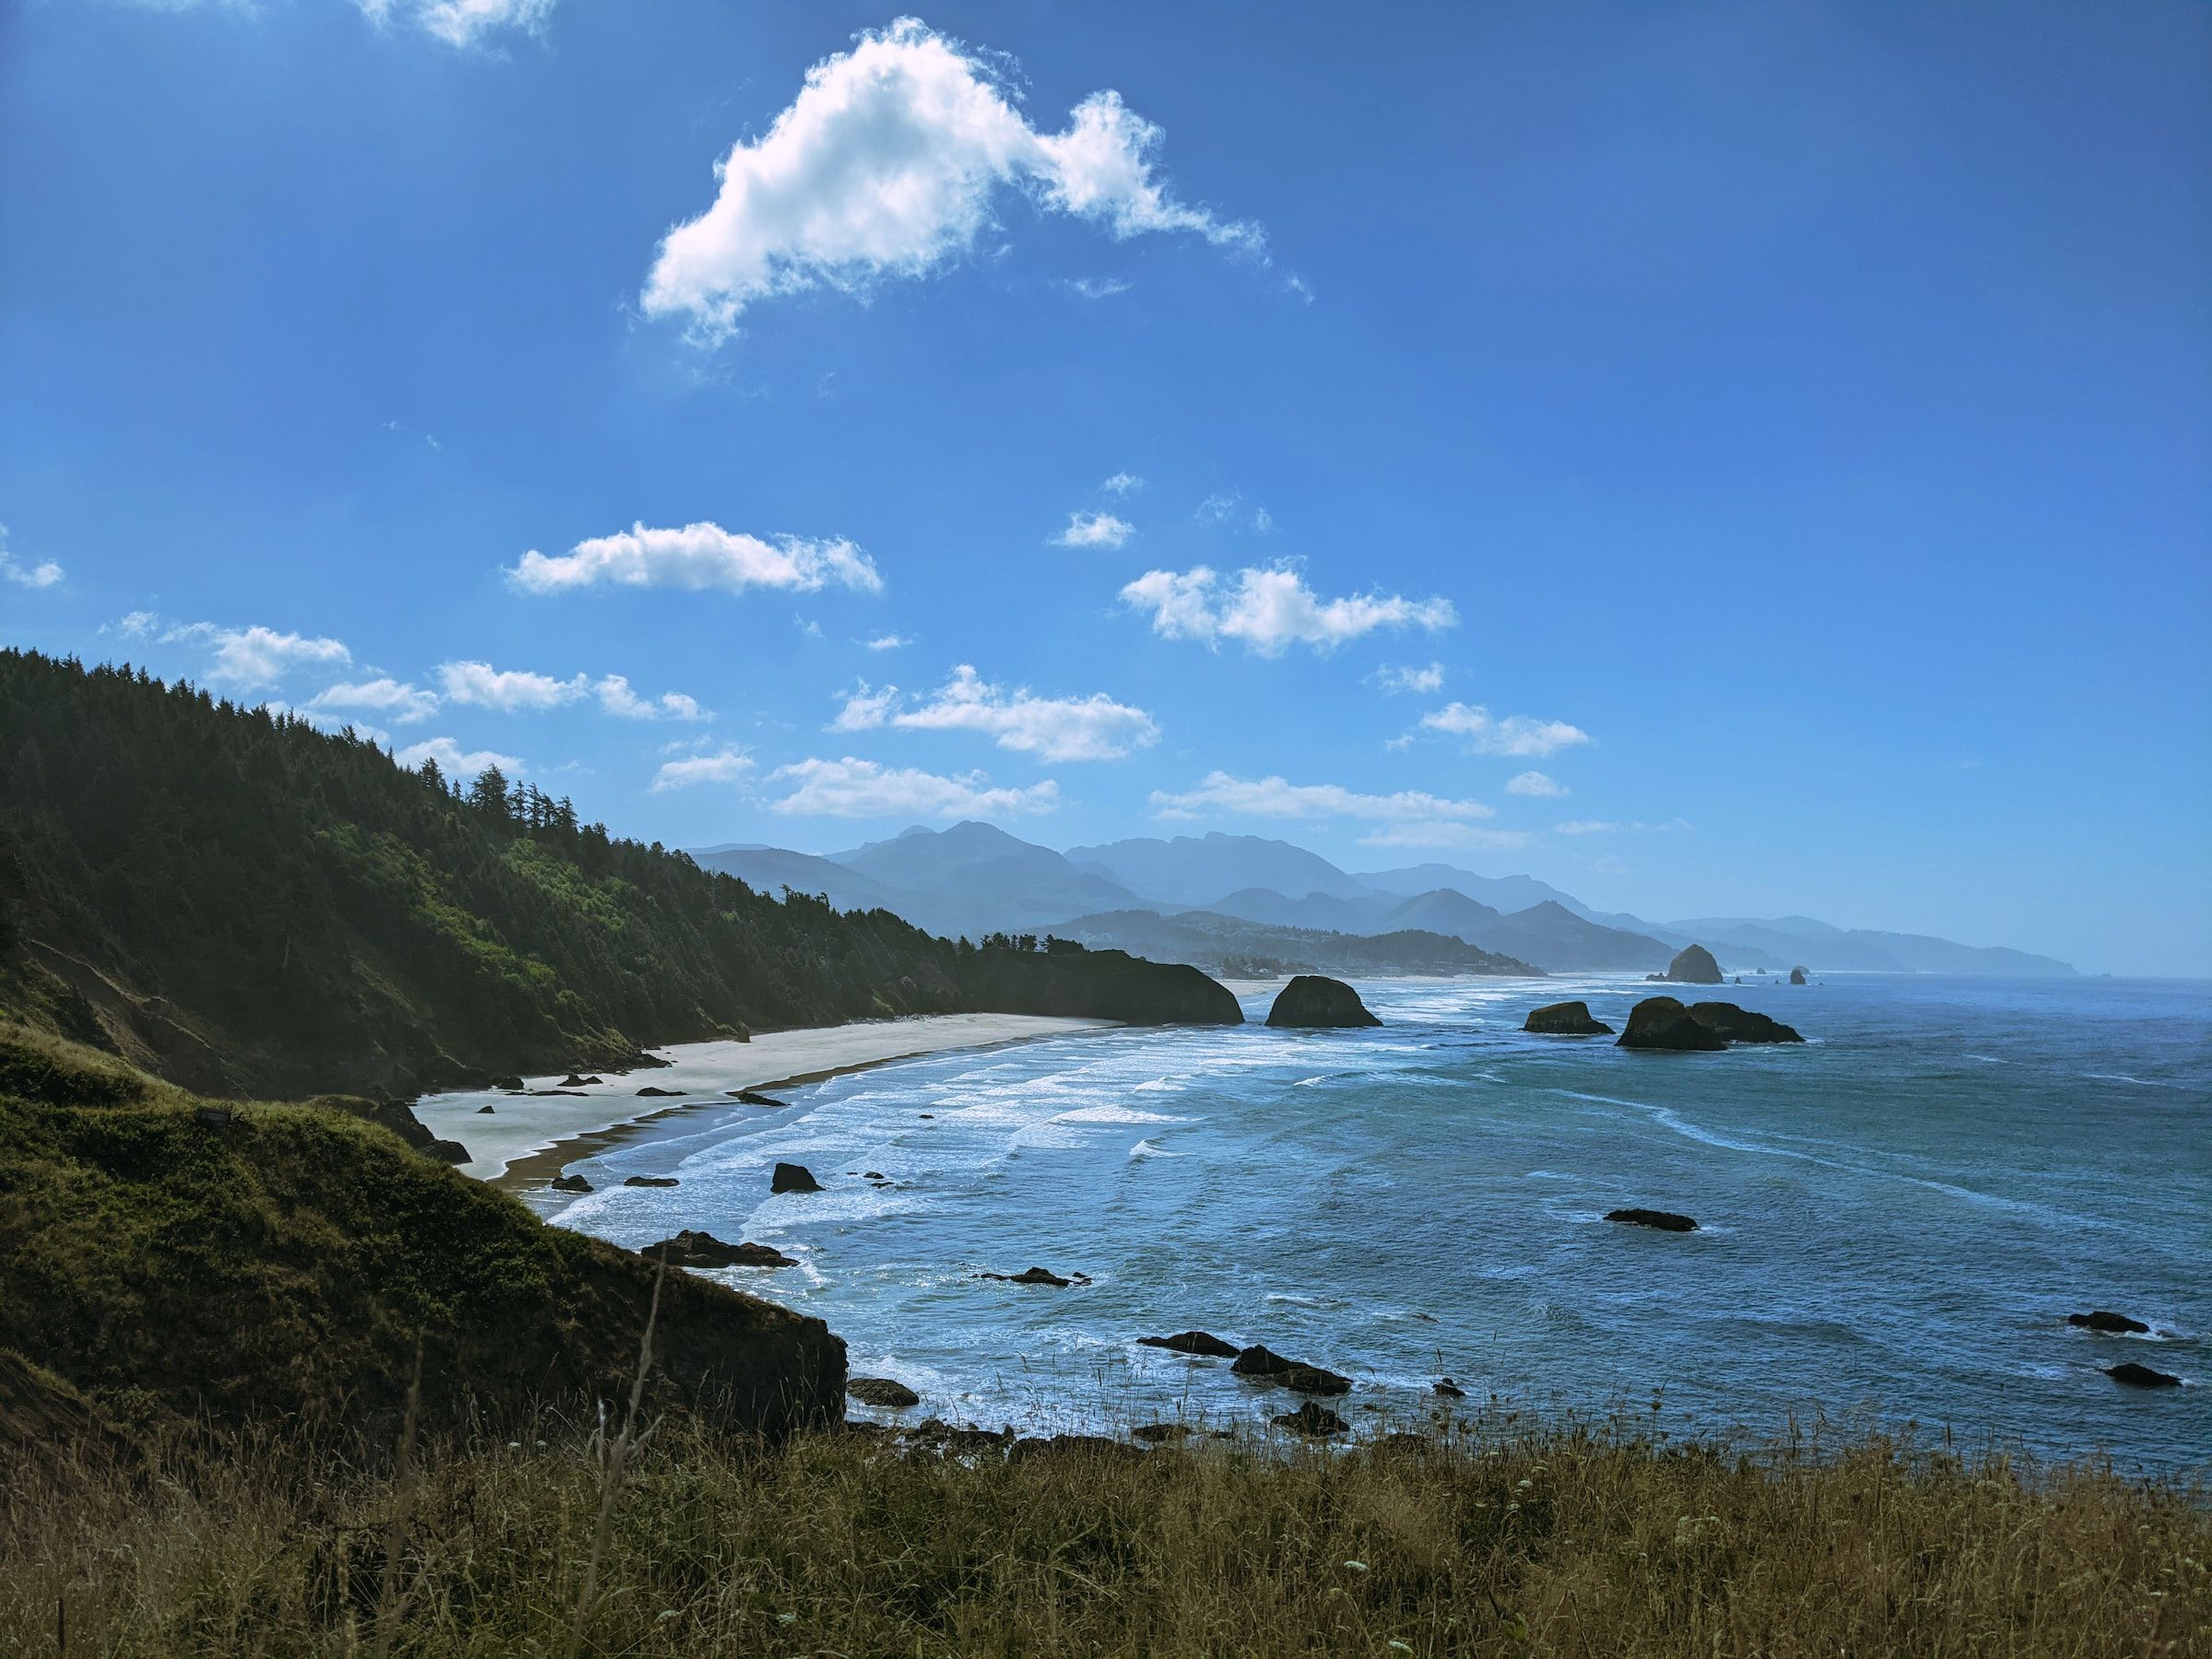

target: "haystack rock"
[1789,966,1808,986]
[1658,945,1724,984]
[1616,996,1728,1052]
[1523,1000,1615,1036]
[1265,975,1382,1029]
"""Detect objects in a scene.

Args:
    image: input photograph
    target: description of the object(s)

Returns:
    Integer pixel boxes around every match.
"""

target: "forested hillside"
[0,651,1232,1099]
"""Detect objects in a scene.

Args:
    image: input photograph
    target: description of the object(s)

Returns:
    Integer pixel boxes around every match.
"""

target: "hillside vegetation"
[0,650,1233,1100]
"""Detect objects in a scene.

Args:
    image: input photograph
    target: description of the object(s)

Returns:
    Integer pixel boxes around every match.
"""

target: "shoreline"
[412,1013,1120,1187]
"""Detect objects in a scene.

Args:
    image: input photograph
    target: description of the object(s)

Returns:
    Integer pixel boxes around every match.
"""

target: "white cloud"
[161,622,352,689]
[640,18,1260,340]
[508,521,881,598]
[1357,823,1533,852]
[864,632,909,651]
[437,660,587,712]
[112,610,159,638]
[1063,276,1133,300]
[355,0,554,49]
[1416,703,1592,758]
[1052,510,1135,550]
[1505,770,1566,798]
[395,735,523,779]
[650,745,755,792]
[0,525,61,590]
[595,674,710,722]
[308,677,441,724]
[1372,662,1445,696]
[766,757,1059,819]
[1120,565,1457,656]
[1556,818,1690,836]
[1149,771,1495,825]
[843,665,1158,761]
[1100,471,1146,496]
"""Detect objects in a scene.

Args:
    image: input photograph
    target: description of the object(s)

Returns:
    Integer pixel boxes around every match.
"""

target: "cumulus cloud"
[766,756,1058,818]
[1149,771,1495,825]
[0,525,61,589]
[437,661,586,712]
[836,665,1158,761]
[395,735,523,779]
[307,677,441,724]
[1372,662,1445,696]
[1505,770,1567,798]
[355,0,554,49]
[1120,565,1456,656]
[640,18,1260,340]
[161,622,352,689]
[1415,703,1592,758]
[864,632,909,652]
[596,674,710,722]
[650,745,755,792]
[1052,511,1134,550]
[508,521,881,598]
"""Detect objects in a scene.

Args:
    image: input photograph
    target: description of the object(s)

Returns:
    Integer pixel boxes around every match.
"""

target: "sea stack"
[1789,966,1809,986]
[1523,1000,1615,1035]
[1685,1002,1805,1044]
[1656,944,1724,984]
[1265,975,1382,1029]
[1617,996,1728,1052]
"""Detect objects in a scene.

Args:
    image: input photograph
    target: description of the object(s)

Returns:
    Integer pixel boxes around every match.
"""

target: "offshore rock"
[1616,997,1728,1052]
[1523,1000,1614,1035]
[1265,975,1382,1029]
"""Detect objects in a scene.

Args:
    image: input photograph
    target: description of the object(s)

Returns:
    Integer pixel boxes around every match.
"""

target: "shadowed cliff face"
[0,1026,843,1442]
[951,947,1244,1026]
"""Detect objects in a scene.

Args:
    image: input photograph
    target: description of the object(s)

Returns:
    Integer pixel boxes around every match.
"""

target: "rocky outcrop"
[2106,1361,2181,1388]
[1265,975,1382,1029]
[735,1090,788,1107]
[1789,967,1808,985]
[637,1085,681,1097]
[1523,1000,1614,1036]
[550,1173,593,1194]
[981,1265,1072,1287]
[1686,1002,1805,1044]
[1433,1378,1467,1398]
[560,1073,604,1088]
[848,1376,921,1408]
[1606,1207,1699,1232]
[1654,945,1724,984]
[648,1230,796,1269]
[622,1174,679,1188]
[771,1162,823,1194]
[1273,1402,1348,1437]
[1138,1330,1241,1358]
[2070,1311,2150,1335]
[1230,1345,1349,1394]
[1616,997,1728,1052]
[954,946,1244,1026]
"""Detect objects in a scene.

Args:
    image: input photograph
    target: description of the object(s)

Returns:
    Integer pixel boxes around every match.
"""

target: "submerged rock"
[1281,1363,1352,1397]
[1230,1344,1298,1378]
[622,1174,679,1189]
[2106,1361,2182,1388]
[771,1162,823,1194]
[847,1376,921,1408]
[1138,1330,1241,1359]
[636,1085,681,1098]
[2069,1311,2151,1335]
[649,1230,796,1270]
[1616,996,1728,1052]
[735,1089,788,1107]
[1273,1402,1348,1437]
[1656,945,1724,984]
[1523,1000,1615,1036]
[1686,1002,1805,1044]
[981,1265,1073,1287]
[1606,1207,1700,1232]
[1432,1378,1468,1399]
[550,1173,593,1194]
[475,1104,496,1114]
[1265,975,1382,1029]
[1230,1345,1348,1394]
[1789,966,1808,985]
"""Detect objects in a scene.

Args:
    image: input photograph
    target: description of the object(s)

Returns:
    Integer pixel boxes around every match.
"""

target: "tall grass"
[4,1407,2203,1656]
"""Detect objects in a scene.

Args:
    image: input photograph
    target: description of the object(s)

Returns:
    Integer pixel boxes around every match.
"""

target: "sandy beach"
[413,1014,1117,1183]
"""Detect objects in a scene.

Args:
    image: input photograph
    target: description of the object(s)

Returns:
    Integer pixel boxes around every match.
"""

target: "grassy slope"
[0,1023,841,1443]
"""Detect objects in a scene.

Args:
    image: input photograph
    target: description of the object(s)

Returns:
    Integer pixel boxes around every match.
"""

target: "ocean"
[532,973,2209,1476]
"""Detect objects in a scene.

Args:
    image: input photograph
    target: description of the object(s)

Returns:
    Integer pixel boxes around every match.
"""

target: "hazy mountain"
[1664,916,2075,977]
[826,821,1144,936]
[1477,900,1676,974]
[1351,863,1589,916]
[1053,909,1539,979]
[1196,887,1388,933]
[1066,832,1372,906]
[691,844,919,915]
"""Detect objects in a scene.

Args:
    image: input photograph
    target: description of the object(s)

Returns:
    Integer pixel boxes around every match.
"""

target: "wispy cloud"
[766,757,1059,819]
[832,665,1159,761]
[0,525,61,590]
[307,677,441,724]
[1063,276,1134,301]
[1150,770,1495,825]
[1121,565,1456,656]
[161,622,352,689]
[1100,471,1146,496]
[355,0,555,49]
[1371,662,1445,696]
[1555,818,1690,835]
[596,674,710,722]
[1357,822,1531,851]
[650,745,754,792]
[1505,770,1566,797]
[864,633,909,652]
[394,735,523,779]
[640,18,1261,341]
[508,521,881,598]
[1413,702,1592,758]
[1052,510,1135,550]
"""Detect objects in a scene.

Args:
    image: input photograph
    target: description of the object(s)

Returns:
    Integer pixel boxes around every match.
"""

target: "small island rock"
[848,1377,922,1408]
[1265,975,1382,1029]
[771,1162,823,1194]
[1606,1207,1700,1232]
[1616,996,1728,1052]
[648,1230,797,1269]
[2069,1311,2151,1335]
[1655,944,1724,984]
[1687,1002,1805,1044]
[1523,1000,1615,1036]
[981,1265,1073,1287]
[550,1173,593,1194]
[1138,1330,1241,1359]
[621,1174,678,1188]
[2106,1361,2182,1389]
[1789,967,1808,986]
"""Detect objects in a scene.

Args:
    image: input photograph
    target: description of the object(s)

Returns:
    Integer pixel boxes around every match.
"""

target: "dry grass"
[3,1410,2204,1657]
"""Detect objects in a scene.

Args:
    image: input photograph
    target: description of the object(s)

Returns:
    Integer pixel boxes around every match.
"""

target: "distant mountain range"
[690,822,2076,979]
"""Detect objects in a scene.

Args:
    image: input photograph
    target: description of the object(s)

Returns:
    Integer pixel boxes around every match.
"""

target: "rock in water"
[2106,1361,2182,1388]
[1606,1207,1700,1232]
[1273,1402,1348,1437]
[1523,1000,1615,1036]
[2070,1311,2151,1335]
[648,1230,797,1269]
[1686,1002,1805,1044]
[1280,1363,1353,1396]
[771,1162,822,1194]
[1789,966,1808,985]
[622,1174,678,1188]
[980,1265,1073,1287]
[1265,975,1382,1029]
[1433,1378,1468,1399]
[1659,945,1724,984]
[848,1376,921,1408]
[1138,1330,1241,1358]
[1616,996,1728,1052]
[1230,1344,1298,1378]
[550,1173,593,1194]
[735,1090,788,1107]
[636,1086,680,1097]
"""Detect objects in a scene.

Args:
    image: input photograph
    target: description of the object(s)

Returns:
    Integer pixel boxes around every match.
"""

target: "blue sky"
[3,0,2206,973]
